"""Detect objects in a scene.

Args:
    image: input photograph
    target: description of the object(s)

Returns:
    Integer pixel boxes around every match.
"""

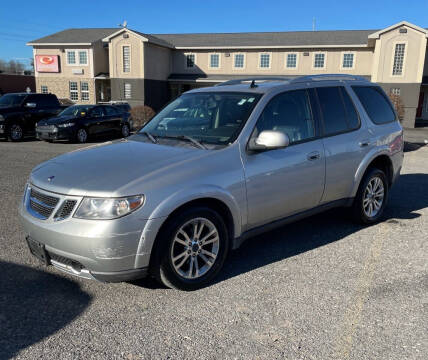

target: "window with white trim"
[210,54,220,68]
[234,54,245,68]
[67,50,76,65]
[186,54,195,68]
[314,53,325,68]
[390,88,401,96]
[342,53,354,68]
[286,53,297,68]
[124,83,132,99]
[259,53,270,68]
[69,81,78,101]
[78,51,88,65]
[123,46,130,73]
[40,85,48,94]
[81,82,89,101]
[392,43,405,76]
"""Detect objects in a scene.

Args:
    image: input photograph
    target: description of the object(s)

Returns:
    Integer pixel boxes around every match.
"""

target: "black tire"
[121,123,130,138]
[76,128,88,143]
[352,168,389,224]
[8,123,24,142]
[151,207,230,291]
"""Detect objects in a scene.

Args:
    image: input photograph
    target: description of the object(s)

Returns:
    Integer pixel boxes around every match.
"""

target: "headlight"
[74,195,144,220]
[57,122,75,128]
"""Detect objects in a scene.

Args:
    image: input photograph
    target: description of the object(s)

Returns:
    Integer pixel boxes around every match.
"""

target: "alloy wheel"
[363,176,384,218]
[170,217,220,280]
[77,129,87,143]
[122,124,130,137]
[10,124,23,141]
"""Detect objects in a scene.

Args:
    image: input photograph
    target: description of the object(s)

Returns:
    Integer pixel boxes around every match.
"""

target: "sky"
[1,0,427,65]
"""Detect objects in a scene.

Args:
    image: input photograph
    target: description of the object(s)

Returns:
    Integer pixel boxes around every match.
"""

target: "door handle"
[359,140,370,147]
[307,151,320,161]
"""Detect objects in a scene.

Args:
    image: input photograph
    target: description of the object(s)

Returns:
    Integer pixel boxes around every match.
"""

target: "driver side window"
[255,89,315,144]
[90,107,103,118]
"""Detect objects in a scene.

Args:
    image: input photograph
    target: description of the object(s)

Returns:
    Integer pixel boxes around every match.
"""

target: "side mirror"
[25,102,36,108]
[248,130,290,152]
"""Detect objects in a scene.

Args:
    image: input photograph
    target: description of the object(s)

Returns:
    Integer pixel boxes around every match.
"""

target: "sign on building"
[35,55,59,73]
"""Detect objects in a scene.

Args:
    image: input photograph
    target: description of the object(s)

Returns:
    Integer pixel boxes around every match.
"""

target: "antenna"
[118,20,128,28]
[312,17,316,31]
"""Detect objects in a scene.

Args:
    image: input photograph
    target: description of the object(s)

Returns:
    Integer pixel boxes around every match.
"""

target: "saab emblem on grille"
[47,176,55,182]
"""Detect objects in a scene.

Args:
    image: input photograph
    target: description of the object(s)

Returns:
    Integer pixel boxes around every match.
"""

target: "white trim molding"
[65,49,89,66]
[390,40,408,77]
[368,21,428,39]
[174,44,368,50]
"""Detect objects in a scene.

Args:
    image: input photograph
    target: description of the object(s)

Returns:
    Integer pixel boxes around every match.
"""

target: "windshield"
[0,94,27,106]
[59,105,92,117]
[140,92,261,145]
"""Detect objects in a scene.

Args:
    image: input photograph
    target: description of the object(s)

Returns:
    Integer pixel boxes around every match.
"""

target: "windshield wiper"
[158,134,207,150]
[139,131,157,144]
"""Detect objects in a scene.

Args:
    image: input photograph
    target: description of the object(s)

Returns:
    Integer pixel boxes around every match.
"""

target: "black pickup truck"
[0,93,67,141]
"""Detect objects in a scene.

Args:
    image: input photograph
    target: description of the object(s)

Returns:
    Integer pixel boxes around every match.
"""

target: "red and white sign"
[35,55,59,73]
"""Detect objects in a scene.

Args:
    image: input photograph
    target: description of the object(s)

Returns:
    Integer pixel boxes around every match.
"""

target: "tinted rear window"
[352,86,396,124]
[104,106,118,116]
[341,88,360,130]
[316,87,348,135]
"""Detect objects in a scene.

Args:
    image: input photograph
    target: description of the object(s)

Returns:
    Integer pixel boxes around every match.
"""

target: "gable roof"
[27,28,118,45]
[368,21,428,39]
[101,28,174,48]
[152,29,377,49]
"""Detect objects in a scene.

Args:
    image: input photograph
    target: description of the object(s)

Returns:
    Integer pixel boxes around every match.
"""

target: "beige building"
[27,21,428,127]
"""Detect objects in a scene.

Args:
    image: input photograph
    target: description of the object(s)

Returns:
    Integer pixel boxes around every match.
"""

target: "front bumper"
[36,126,75,141]
[19,184,165,282]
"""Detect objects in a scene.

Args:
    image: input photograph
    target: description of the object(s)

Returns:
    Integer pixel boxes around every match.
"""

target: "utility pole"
[312,17,316,31]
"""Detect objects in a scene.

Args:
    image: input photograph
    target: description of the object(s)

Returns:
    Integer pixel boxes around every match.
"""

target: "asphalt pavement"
[0,138,427,360]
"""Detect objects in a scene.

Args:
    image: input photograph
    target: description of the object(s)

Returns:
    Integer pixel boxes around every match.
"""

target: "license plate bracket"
[26,236,50,265]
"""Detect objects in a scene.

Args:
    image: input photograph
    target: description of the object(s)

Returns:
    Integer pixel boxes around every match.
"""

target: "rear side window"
[39,95,59,107]
[352,86,396,124]
[104,106,118,116]
[316,86,360,136]
[316,87,348,135]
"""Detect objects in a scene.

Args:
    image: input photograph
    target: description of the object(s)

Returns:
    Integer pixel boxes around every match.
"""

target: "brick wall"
[35,77,95,104]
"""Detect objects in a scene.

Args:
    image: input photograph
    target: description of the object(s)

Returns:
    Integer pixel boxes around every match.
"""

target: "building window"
[123,46,130,73]
[210,54,220,68]
[390,88,401,96]
[259,53,270,68]
[124,83,132,99]
[234,54,245,68]
[186,54,195,68]
[79,51,88,65]
[314,53,325,68]
[67,51,76,65]
[392,43,405,76]
[40,85,48,94]
[286,53,297,68]
[342,53,354,68]
[69,81,78,101]
[81,82,89,101]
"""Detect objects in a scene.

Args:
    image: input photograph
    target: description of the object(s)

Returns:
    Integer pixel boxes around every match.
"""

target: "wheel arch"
[351,151,394,197]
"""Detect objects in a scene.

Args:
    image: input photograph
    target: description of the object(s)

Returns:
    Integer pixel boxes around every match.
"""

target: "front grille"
[30,188,59,207]
[54,200,77,219]
[29,188,59,220]
[48,252,84,270]
[37,125,56,132]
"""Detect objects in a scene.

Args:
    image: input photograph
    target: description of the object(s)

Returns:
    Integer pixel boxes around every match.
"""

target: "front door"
[243,89,325,228]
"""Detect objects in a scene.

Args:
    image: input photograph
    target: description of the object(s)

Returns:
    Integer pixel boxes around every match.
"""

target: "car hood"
[30,137,208,196]
[37,115,76,126]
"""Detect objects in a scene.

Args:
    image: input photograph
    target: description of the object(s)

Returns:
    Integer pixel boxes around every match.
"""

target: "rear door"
[315,85,369,204]
[243,88,326,228]
[103,105,122,133]
[87,106,105,135]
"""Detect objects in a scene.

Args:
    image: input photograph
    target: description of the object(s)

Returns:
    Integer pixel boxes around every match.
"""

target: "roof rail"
[290,74,369,83]
[216,77,291,87]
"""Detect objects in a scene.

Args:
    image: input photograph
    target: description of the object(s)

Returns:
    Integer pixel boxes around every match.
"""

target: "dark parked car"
[36,104,131,143]
[0,93,67,141]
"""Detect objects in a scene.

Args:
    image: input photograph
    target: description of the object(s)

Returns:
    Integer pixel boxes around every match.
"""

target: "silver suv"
[19,75,403,290]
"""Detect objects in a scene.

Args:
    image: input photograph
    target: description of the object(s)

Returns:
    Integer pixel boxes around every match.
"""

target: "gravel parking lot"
[0,139,427,360]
